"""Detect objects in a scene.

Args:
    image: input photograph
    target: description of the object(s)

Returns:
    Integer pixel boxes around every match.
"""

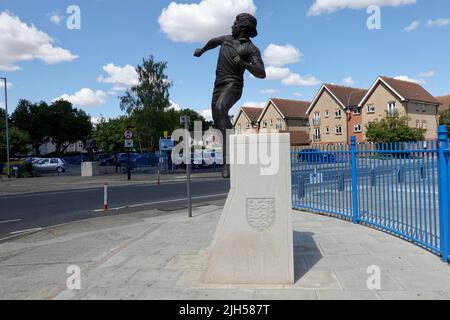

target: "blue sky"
[0,0,449,123]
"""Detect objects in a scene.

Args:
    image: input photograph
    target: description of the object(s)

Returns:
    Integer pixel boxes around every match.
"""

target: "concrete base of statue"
[204,133,294,285]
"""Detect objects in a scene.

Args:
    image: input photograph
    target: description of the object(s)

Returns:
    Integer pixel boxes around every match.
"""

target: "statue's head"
[232,13,258,39]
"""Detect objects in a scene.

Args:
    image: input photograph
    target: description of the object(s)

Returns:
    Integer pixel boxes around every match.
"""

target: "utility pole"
[1,77,10,178]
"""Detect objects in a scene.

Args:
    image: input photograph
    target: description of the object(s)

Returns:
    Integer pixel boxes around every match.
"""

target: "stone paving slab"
[0,204,449,300]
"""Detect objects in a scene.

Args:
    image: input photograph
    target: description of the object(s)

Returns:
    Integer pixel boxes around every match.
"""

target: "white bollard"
[103,184,108,211]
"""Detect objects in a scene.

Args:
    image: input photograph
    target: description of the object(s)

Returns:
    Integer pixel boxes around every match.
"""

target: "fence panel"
[292,132,446,259]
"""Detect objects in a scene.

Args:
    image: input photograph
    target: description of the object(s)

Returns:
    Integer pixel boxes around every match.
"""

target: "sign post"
[124,129,134,181]
[180,116,192,218]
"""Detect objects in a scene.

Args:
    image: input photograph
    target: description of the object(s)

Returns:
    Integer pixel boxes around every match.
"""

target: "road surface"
[0,179,230,240]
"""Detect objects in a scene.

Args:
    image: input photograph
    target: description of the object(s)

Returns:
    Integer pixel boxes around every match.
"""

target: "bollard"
[103,184,108,211]
[157,170,161,186]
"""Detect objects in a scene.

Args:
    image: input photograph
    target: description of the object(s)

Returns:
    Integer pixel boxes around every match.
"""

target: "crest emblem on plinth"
[246,198,276,231]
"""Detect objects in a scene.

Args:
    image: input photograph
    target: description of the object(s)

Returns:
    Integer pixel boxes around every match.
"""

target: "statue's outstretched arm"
[194,36,226,57]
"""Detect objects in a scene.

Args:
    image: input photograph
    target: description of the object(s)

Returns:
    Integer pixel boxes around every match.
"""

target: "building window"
[325,127,330,134]
[367,104,375,114]
[314,128,321,141]
[422,104,427,113]
[335,109,342,118]
[354,124,362,133]
[387,102,397,115]
[416,120,421,128]
[335,126,343,135]
[246,122,250,129]
[276,119,283,130]
[353,108,361,115]
[270,119,274,126]
[313,112,321,126]
[262,120,268,128]
[422,120,427,130]
[325,110,330,118]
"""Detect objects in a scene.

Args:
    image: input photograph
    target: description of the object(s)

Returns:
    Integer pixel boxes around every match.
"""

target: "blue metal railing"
[292,126,450,262]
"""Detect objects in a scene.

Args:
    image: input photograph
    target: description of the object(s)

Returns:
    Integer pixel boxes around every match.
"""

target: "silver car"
[33,158,66,173]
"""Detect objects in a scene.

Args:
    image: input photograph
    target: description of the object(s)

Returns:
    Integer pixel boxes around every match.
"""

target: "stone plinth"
[204,133,294,285]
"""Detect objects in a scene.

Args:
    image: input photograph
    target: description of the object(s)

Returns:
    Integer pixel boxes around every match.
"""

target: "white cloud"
[265,66,291,81]
[0,11,78,71]
[242,101,266,108]
[97,63,139,91]
[404,20,420,32]
[282,73,321,87]
[0,102,4,109]
[342,76,355,86]
[201,109,213,121]
[57,88,107,107]
[169,100,182,111]
[263,44,303,67]
[293,92,303,97]
[91,117,101,125]
[260,88,279,96]
[158,0,256,43]
[308,0,416,16]
[0,81,13,89]
[419,70,435,78]
[394,75,425,85]
[427,18,450,27]
[50,13,63,25]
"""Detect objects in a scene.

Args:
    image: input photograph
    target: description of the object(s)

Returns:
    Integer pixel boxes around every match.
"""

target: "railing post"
[437,125,450,263]
[351,136,359,224]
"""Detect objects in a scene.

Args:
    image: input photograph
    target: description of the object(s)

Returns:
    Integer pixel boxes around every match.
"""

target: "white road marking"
[93,193,228,212]
[9,227,43,235]
[0,219,22,224]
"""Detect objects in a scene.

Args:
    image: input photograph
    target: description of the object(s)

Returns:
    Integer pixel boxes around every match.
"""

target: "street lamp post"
[1,77,10,178]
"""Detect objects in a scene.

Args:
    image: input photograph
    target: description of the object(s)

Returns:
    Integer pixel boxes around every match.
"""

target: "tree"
[11,100,51,155]
[92,116,133,154]
[119,56,172,151]
[439,107,450,133]
[0,109,30,160]
[366,111,425,143]
[48,100,92,154]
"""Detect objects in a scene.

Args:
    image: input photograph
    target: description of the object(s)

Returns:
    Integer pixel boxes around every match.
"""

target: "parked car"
[33,158,67,173]
[297,149,337,164]
[133,153,160,166]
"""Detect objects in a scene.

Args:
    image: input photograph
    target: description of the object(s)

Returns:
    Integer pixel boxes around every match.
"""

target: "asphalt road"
[0,178,230,240]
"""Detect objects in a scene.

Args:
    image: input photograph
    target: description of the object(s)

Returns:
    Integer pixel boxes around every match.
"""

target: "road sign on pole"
[124,129,133,139]
[124,139,134,148]
[180,116,192,218]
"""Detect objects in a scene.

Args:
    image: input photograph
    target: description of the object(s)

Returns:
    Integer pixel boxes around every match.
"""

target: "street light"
[1,77,10,179]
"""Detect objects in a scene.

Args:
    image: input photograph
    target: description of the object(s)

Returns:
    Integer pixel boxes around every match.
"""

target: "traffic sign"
[125,139,134,148]
[124,130,133,139]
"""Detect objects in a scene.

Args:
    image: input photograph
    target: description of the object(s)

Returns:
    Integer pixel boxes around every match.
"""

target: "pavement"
[0,172,222,196]
[1,202,450,300]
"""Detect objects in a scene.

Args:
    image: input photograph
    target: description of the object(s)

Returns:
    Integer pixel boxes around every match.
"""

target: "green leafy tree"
[439,107,450,133]
[48,100,93,155]
[0,109,30,160]
[11,100,51,155]
[119,56,172,151]
[366,111,425,143]
[92,116,133,154]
